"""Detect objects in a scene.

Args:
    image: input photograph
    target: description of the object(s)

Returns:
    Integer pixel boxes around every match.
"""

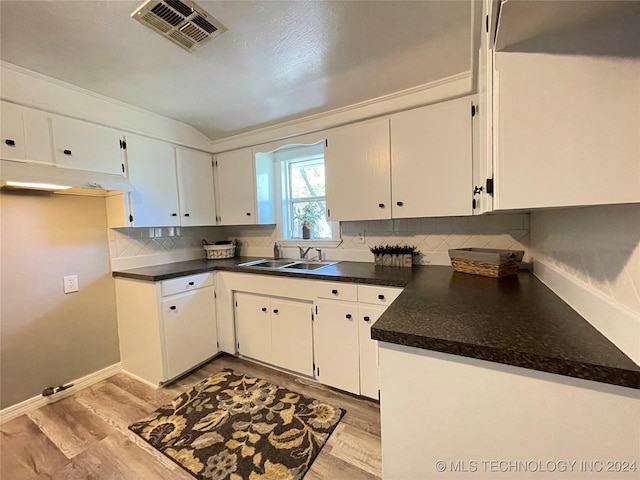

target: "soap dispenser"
[273,241,280,260]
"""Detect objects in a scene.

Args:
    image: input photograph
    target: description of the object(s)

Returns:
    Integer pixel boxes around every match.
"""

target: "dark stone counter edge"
[112,265,408,287]
[372,330,640,390]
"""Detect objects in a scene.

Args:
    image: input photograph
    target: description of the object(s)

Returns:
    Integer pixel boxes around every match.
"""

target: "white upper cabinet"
[214,148,256,225]
[176,148,216,227]
[1,101,26,161]
[494,51,640,210]
[1,102,54,165]
[391,96,474,218]
[125,135,180,227]
[51,115,124,176]
[325,117,391,221]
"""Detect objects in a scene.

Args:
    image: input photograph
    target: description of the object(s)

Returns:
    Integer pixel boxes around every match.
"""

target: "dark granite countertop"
[112,259,640,390]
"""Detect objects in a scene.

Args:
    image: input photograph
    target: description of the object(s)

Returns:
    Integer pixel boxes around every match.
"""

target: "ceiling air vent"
[131,0,226,52]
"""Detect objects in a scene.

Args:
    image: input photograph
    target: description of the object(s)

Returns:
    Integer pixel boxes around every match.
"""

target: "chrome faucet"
[298,246,312,259]
[315,248,323,261]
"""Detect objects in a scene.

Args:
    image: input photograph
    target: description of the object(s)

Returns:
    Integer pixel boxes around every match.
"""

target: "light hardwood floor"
[1,354,382,479]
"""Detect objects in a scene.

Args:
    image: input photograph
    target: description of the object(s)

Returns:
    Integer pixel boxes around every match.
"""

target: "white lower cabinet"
[161,287,218,380]
[235,292,313,376]
[314,299,360,394]
[314,284,403,399]
[357,305,385,399]
[115,273,218,386]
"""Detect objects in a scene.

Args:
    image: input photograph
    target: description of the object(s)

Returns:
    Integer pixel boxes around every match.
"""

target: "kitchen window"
[256,140,340,245]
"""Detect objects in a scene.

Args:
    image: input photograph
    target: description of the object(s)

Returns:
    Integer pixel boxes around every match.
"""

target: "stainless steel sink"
[237,259,338,271]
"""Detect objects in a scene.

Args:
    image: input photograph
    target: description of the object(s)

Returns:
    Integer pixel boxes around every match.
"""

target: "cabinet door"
[51,115,124,176]
[235,293,272,363]
[1,101,26,161]
[494,53,640,209]
[314,299,359,394]
[161,286,217,380]
[271,299,313,376]
[391,97,473,218]
[176,148,216,226]
[325,118,391,221]
[23,108,55,165]
[358,305,385,400]
[125,135,180,227]
[215,148,256,225]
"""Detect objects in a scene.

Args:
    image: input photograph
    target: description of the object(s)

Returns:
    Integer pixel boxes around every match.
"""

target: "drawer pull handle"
[364,316,370,322]
[171,213,178,217]
[184,213,190,217]
[331,289,338,295]
[188,281,195,286]
[378,203,385,208]
[261,307,267,312]
[346,314,352,320]
[246,212,251,216]
[170,305,177,310]
[378,294,385,300]
[273,309,279,314]
[5,139,15,146]
[63,149,72,155]
[396,201,404,206]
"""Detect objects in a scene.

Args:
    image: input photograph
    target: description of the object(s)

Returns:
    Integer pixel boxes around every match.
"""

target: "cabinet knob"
[364,316,371,322]
[246,212,251,216]
[378,203,385,208]
[170,305,177,310]
[184,213,190,217]
[346,314,352,320]
[378,294,385,300]
[188,281,195,286]
[331,289,338,295]
[63,149,72,155]
[261,307,267,312]
[273,309,279,314]
[5,139,15,146]
[171,213,178,217]
[396,201,404,206]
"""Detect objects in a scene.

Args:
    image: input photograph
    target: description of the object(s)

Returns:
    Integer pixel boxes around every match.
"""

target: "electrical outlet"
[355,231,366,244]
[63,275,79,294]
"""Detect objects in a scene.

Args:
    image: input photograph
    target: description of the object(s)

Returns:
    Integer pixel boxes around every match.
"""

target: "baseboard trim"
[533,259,640,365]
[0,362,122,425]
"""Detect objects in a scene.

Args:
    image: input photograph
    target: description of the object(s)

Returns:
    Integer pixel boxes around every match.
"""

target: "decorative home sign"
[370,244,420,267]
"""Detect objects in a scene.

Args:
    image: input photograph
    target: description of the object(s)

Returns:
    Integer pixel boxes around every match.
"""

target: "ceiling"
[0,1,474,141]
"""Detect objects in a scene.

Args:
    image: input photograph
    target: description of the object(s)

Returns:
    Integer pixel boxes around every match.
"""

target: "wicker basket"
[448,248,524,278]
[204,243,236,259]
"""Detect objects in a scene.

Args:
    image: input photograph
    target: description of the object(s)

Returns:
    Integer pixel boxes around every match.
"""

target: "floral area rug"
[129,369,345,480]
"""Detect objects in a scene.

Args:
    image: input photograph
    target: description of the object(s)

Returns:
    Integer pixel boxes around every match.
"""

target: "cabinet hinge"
[311,313,314,321]
[119,139,127,149]
[317,366,320,377]
[214,290,217,299]
[216,341,219,348]
[121,163,125,173]
[315,305,318,315]
[471,104,476,117]
[237,342,240,350]
[486,178,494,195]
[325,139,328,148]
[214,160,218,167]
[129,214,133,223]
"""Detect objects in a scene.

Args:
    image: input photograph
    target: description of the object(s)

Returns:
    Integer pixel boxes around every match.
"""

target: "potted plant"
[294,202,323,239]
[370,244,421,267]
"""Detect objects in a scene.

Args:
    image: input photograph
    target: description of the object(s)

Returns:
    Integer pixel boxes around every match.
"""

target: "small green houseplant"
[294,202,323,239]
[370,244,421,267]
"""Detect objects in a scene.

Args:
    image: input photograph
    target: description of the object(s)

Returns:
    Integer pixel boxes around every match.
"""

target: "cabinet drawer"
[358,285,403,306]
[161,272,213,297]
[316,281,358,302]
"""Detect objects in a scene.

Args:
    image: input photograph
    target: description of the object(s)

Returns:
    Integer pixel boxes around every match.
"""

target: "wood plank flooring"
[1,354,382,479]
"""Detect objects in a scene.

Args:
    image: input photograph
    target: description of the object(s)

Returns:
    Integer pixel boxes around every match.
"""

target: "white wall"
[530,204,640,364]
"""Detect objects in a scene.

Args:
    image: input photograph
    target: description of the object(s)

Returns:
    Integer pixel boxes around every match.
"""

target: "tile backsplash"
[108,213,531,269]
